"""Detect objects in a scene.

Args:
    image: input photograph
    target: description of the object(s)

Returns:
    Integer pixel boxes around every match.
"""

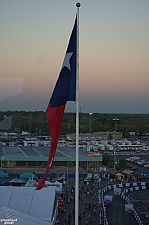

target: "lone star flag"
[36,17,77,190]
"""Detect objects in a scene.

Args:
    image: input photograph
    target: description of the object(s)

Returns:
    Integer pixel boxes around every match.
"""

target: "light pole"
[113,117,119,172]
[66,164,68,191]
[113,151,116,172]
[89,113,93,133]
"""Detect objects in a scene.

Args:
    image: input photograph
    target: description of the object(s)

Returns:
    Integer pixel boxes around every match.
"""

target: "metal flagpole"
[75,3,81,225]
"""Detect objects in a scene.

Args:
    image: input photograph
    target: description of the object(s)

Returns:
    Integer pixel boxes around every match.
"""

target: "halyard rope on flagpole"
[75,2,81,225]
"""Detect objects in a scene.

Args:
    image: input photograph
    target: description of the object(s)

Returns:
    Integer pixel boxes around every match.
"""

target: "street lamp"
[113,151,116,172]
[89,113,93,133]
[113,117,119,172]
[66,164,68,191]
[113,117,119,142]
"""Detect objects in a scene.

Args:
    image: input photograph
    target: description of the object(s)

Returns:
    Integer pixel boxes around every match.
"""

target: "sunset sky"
[0,0,149,113]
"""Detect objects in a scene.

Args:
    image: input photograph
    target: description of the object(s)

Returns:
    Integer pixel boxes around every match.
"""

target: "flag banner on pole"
[36,17,77,190]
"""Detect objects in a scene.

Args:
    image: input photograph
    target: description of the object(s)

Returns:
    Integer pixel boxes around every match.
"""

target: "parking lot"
[111,153,149,174]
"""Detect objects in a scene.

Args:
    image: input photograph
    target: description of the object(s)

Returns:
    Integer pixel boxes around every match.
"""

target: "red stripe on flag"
[36,104,65,190]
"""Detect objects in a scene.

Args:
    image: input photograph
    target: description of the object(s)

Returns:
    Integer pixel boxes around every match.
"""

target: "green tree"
[116,159,127,170]
[88,161,96,168]
[67,161,73,168]
[108,134,113,140]
[107,161,114,168]
[102,153,113,166]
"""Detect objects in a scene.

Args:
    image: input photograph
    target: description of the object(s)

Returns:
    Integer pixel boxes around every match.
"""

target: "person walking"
[86,219,89,225]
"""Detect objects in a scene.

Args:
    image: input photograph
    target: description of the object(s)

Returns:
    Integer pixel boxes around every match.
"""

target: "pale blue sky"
[0,0,149,113]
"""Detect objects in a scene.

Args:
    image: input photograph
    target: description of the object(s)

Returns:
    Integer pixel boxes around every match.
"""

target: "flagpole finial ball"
[76,2,81,7]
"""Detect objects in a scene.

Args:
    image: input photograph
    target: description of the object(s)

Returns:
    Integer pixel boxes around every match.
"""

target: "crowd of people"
[56,179,104,225]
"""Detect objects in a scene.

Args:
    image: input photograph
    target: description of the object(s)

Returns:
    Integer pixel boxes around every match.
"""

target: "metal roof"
[0,186,56,224]
[0,206,50,225]
[0,146,102,162]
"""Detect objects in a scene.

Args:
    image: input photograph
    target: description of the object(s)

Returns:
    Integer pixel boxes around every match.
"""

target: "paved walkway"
[57,179,102,225]
[105,188,137,225]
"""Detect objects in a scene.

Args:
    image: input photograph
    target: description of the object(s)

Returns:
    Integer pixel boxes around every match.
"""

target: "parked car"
[144,164,149,168]
[137,160,146,165]
[133,157,141,163]
[127,164,133,169]
[126,157,132,162]
[140,162,147,167]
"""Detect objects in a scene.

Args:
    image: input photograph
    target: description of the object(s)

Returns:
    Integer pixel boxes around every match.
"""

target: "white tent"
[0,206,49,225]
[104,195,113,204]
[53,181,62,193]
[125,204,134,213]
[114,188,121,195]
[44,181,62,193]
[0,186,57,225]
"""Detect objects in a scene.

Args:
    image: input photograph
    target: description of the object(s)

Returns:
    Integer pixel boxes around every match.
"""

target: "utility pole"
[113,117,119,172]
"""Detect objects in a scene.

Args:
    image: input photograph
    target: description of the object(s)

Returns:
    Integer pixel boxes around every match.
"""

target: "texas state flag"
[36,17,77,190]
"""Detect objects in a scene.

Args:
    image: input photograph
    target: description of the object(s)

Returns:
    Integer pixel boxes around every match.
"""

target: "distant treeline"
[0,111,149,138]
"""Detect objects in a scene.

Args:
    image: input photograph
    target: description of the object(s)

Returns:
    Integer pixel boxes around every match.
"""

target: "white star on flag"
[62,52,73,71]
